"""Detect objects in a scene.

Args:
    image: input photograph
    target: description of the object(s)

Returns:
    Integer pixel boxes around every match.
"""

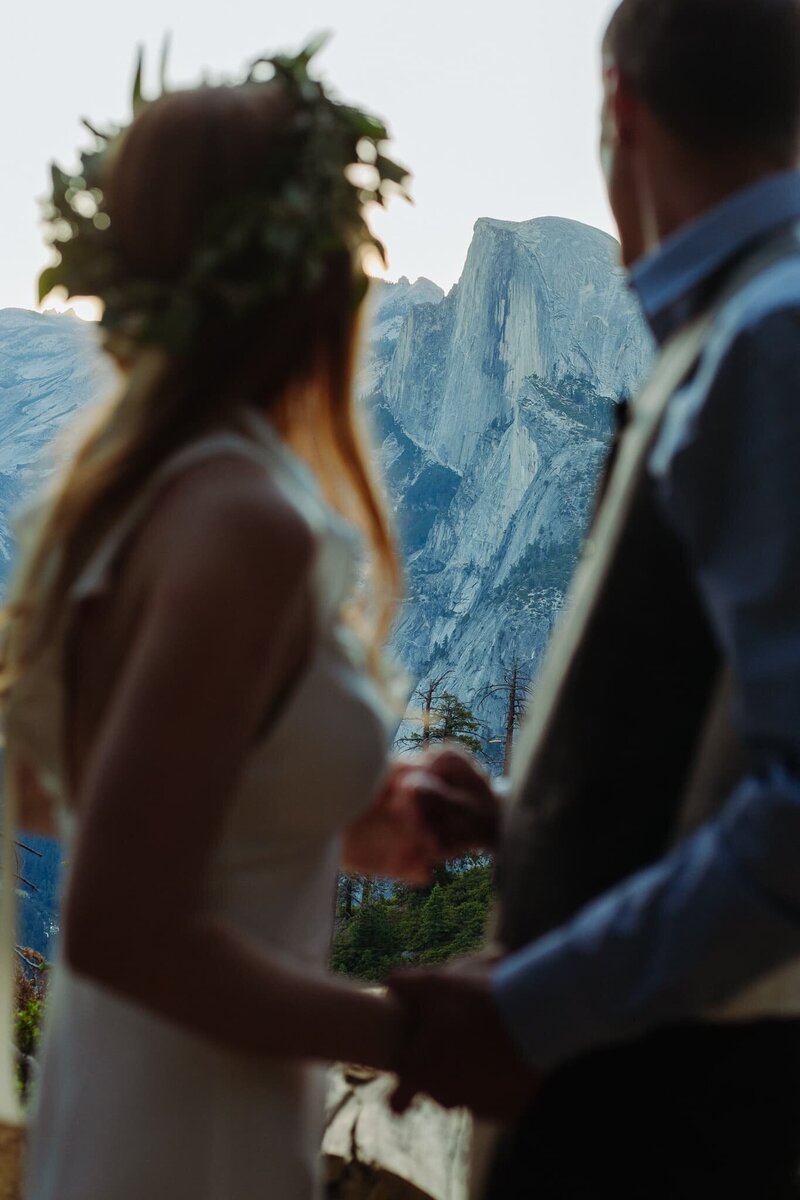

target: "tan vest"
[498,245,800,1019]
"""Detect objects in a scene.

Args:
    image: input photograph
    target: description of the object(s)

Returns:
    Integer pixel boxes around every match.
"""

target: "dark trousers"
[484,1021,800,1199]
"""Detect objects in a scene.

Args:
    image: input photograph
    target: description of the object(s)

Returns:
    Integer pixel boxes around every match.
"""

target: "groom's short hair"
[604,0,800,164]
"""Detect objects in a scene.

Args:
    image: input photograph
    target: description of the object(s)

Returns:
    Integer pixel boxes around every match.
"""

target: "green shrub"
[332,861,493,981]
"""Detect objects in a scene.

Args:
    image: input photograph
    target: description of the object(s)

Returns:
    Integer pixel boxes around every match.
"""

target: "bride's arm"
[64,467,405,1071]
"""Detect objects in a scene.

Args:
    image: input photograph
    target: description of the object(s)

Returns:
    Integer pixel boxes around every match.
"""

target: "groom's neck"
[638,134,794,251]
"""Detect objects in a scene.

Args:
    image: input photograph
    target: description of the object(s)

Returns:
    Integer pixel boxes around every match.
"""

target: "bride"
[2,44,496,1200]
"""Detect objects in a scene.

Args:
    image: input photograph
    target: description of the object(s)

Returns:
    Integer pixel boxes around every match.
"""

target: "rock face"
[324,1065,470,1200]
[361,217,652,736]
[0,308,115,954]
[0,309,115,584]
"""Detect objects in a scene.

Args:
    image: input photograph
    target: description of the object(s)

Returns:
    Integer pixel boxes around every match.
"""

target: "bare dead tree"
[474,660,533,773]
[400,671,452,751]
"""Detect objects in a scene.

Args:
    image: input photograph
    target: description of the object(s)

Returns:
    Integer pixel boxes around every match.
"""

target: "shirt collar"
[629,170,800,343]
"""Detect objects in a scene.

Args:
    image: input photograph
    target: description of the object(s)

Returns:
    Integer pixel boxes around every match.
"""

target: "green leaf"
[159,33,172,93]
[298,31,331,64]
[80,117,111,143]
[343,108,387,141]
[38,263,63,303]
[131,45,145,114]
[375,154,410,187]
[50,162,71,196]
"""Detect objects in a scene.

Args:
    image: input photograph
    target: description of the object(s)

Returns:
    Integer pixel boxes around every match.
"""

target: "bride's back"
[64,454,312,810]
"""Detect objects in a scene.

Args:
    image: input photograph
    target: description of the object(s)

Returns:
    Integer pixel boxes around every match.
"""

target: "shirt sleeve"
[492,310,800,1071]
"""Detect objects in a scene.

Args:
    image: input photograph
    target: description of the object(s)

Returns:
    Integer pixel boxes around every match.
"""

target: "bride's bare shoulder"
[136,454,316,598]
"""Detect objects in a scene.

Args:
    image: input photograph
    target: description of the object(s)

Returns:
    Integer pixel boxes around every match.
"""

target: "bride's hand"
[341,750,500,883]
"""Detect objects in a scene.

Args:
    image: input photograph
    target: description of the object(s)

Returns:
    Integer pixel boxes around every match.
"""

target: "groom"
[392,0,800,1193]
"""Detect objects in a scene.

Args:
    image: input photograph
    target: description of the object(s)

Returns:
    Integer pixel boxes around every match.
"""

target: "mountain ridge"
[362,214,653,738]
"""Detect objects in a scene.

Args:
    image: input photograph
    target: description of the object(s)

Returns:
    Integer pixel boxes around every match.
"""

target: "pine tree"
[419,884,451,949]
[399,679,485,756]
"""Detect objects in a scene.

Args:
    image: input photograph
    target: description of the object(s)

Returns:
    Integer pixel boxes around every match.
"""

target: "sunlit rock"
[363,217,652,738]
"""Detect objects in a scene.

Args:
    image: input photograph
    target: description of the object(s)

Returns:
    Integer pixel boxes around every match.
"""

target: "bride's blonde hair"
[1,79,401,700]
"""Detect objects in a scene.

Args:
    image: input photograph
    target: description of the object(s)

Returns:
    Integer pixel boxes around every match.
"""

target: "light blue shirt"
[493,171,800,1070]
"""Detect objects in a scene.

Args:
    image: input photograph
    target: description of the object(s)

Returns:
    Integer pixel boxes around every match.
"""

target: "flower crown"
[38,36,411,355]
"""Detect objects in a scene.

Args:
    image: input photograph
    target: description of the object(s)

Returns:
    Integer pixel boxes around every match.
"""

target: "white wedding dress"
[17,409,393,1199]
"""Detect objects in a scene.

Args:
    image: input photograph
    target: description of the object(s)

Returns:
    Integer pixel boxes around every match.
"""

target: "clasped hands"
[341,744,500,884]
[343,746,539,1121]
[389,960,540,1122]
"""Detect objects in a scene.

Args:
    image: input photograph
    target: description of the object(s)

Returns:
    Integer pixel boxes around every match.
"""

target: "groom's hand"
[388,966,540,1121]
[406,744,501,853]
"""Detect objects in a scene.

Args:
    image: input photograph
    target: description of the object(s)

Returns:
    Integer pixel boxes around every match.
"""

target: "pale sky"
[1,0,620,313]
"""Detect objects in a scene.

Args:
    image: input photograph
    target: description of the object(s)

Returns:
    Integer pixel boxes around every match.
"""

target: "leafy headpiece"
[38,37,410,355]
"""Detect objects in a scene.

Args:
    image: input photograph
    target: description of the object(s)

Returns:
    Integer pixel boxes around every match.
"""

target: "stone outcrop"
[324,1066,471,1200]
[361,217,652,735]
